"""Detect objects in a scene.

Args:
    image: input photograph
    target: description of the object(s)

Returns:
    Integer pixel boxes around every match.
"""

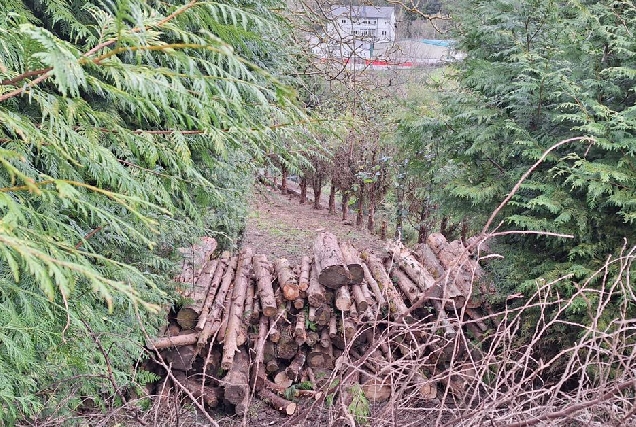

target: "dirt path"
[241,182,387,265]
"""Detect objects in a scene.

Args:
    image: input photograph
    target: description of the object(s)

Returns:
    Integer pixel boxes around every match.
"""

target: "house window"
[381,30,386,36]
[341,19,346,23]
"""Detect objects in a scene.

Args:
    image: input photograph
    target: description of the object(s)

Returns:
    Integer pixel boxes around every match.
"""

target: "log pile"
[148,232,493,416]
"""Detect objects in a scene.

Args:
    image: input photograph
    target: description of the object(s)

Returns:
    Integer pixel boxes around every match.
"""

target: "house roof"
[330,5,395,20]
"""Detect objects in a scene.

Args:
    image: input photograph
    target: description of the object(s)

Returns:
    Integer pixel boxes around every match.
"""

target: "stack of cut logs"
[148,232,493,416]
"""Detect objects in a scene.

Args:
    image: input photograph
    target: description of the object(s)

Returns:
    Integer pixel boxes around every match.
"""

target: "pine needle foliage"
[0,0,312,422]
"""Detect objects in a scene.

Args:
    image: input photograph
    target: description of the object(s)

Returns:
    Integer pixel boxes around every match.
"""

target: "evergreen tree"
[0,0,309,421]
[398,0,636,327]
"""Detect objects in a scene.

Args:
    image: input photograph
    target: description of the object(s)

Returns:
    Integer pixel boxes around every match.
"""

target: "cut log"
[276,325,298,360]
[197,255,238,349]
[361,262,386,308]
[329,315,337,338]
[320,328,331,349]
[361,251,411,322]
[172,371,222,408]
[427,233,472,304]
[308,306,316,322]
[313,232,350,288]
[215,277,235,344]
[305,330,319,347]
[315,305,332,326]
[221,247,253,370]
[413,243,445,280]
[175,237,217,283]
[258,388,297,415]
[360,374,392,402]
[389,267,420,304]
[307,263,327,307]
[251,298,261,324]
[150,333,198,350]
[274,371,293,389]
[293,297,304,310]
[253,254,277,317]
[342,318,356,341]
[350,284,369,313]
[269,316,281,344]
[349,301,358,319]
[388,241,437,294]
[335,286,352,311]
[413,372,437,400]
[177,258,219,330]
[295,311,307,345]
[299,256,311,292]
[196,252,230,331]
[162,345,197,371]
[223,349,249,411]
[339,241,364,284]
[245,279,255,321]
[274,258,299,301]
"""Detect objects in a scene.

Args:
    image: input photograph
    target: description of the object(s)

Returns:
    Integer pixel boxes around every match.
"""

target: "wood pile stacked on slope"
[147,232,494,416]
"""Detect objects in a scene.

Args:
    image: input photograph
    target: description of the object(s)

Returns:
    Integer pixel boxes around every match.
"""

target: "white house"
[322,5,396,60]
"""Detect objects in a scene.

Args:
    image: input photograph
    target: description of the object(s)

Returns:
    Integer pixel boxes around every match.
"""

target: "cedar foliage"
[0,0,310,422]
[397,0,636,349]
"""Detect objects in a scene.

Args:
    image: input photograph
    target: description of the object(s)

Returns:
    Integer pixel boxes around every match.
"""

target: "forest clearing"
[0,0,635,426]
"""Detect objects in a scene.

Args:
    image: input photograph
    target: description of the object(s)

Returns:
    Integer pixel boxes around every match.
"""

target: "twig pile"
[147,231,494,417]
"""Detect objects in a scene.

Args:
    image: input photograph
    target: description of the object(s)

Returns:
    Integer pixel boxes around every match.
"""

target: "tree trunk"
[341,191,349,221]
[313,232,350,288]
[313,176,323,209]
[380,220,387,240]
[418,202,430,244]
[328,182,336,214]
[300,176,307,204]
[356,182,365,227]
[281,164,288,194]
[367,188,376,232]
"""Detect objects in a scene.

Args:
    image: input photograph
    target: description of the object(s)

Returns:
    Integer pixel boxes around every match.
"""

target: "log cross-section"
[313,232,350,288]
[274,258,299,301]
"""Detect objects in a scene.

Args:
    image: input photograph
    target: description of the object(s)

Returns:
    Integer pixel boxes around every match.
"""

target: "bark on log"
[335,286,352,311]
[196,252,231,331]
[274,371,293,389]
[173,371,223,408]
[295,311,307,345]
[245,279,255,322]
[389,267,420,304]
[274,258,299,301]
[414,243,445,280]
[258,388,297,415]
[162,345,198,371]
[315,305,332,326]
[198,256,238,349]
[339,241,364,284]
[177,257,220,330]
[388,241,437,293]
[305,330,319,347]
[313,232,350,288]
[360,374,392,402]
[223,349,249,410]
[253,254,277,317]
[221,248,253,370]
[361,251,411,322]
[427,233,473,304]
[351,284,369,313]
[216,276,235,344]
[307,263,327,307]
[361,262,386,308]
[299,256,311,292]
[150,333,198,350]
[276,325,298,360]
